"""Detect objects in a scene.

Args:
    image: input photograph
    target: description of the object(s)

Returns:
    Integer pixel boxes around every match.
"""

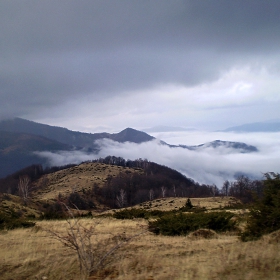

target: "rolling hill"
[0,160,202,215]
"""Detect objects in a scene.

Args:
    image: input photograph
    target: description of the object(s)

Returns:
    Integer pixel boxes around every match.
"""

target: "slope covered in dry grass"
[1,217,280,280]
[33,162,143,201]
[131,196,240,211]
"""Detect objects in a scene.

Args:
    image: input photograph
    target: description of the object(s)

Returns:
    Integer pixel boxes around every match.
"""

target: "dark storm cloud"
[1,0,280,119]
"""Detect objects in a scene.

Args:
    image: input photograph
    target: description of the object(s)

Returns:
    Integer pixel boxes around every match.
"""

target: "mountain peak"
[112,128,155,143]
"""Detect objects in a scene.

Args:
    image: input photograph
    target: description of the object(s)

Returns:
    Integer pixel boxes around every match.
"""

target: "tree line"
[0,156,266,208]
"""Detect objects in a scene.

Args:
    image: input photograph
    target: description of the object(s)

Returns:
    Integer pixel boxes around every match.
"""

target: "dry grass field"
[129,196,241,211]
[1,216,280,280]
[104,196,244,217]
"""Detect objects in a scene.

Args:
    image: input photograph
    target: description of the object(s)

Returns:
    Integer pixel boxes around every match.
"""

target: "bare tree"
[211,184,218,197]
[116,189,127,208]
[46,204,147,279]
[161,186,166,198]
[149,189,154,201]
[18,176,31,202]
[6,186,12,195]
[173,185,176,197]
[222,180,230,197]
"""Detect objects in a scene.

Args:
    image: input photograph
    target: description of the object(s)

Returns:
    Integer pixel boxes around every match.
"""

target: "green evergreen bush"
[0,211,35,230]
[240,173,280,241]
[148,211,236,236]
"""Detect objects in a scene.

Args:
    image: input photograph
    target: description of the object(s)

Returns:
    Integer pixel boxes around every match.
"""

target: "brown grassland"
[119,196,241,211]
[1,163,279,279]
[1,215,280,280]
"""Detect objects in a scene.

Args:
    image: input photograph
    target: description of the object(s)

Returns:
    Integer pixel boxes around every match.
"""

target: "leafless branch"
[18,176,31,202]
[116,188,126,208]
[45,203,147,279]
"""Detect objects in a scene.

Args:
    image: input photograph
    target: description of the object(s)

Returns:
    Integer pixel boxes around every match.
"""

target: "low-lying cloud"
[35,132,280,187]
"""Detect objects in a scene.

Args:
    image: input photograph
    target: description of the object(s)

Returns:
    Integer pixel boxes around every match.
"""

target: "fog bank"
[36,131,280,187]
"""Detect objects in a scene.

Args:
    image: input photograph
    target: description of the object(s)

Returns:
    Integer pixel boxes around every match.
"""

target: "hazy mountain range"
[221,121,280,132]
[0,118,259,178]
[177,140,257,153]
[0,118,154,147]
[142,121,280,133]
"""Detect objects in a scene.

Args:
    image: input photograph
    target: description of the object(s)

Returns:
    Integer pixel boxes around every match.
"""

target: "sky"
[1,0,280,132]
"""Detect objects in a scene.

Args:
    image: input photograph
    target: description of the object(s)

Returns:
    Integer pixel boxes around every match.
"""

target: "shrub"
[185,198,193,208]
[113,208,147,219]
[148,211,236,236]
[0,211,35,230]
[179,205,206,213]
[40,201,66,220]
[240,172,280,241]
[46,204,147,279]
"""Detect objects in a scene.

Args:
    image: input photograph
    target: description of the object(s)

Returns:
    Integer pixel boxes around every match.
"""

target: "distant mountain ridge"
[178,140,258,153]
[0,131,71,152]
[222,122,280,132]
[0,118,155,177]
[0,118,154,147]
[0,118,258,178]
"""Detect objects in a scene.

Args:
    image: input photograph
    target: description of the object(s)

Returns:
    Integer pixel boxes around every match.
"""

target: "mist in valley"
[36,131,280,187]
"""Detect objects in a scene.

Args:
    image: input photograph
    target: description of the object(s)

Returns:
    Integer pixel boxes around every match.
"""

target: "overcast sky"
[1,0,280,132]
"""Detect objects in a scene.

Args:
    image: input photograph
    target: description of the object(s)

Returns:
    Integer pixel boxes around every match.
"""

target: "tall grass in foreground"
[45,205,147,279]
[0,218,280,280]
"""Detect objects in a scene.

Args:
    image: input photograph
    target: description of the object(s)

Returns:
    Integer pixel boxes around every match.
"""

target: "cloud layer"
[36,131,280,186]
[1,1,280,130]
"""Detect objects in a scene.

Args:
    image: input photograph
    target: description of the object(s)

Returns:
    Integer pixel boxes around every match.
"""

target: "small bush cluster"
[148,211,236,236]
[0,211,35,230]
[40,201,66,220]
[179,206,206,213]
